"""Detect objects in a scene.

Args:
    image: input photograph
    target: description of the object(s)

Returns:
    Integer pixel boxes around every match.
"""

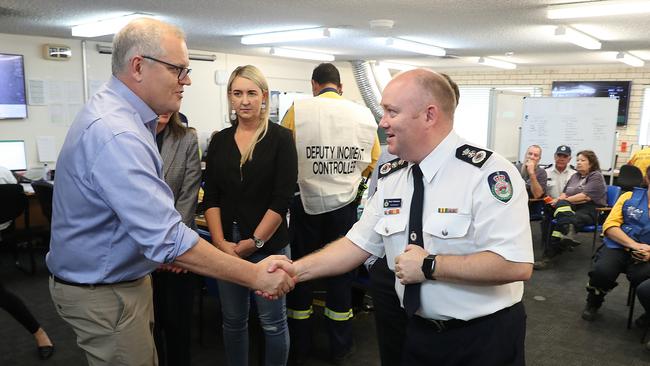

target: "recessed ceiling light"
[241,28,330,45]
[554,26,602,50]
[269,47,335,62]
[71,13,154,38]
[385,38,445,57]
[547,0,650,19]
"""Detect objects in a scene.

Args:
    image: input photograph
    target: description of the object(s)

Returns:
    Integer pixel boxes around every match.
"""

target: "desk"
[195,215,207,229]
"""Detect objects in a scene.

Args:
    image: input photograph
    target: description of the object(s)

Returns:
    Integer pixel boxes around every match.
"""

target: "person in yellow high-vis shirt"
[281,63,380,365]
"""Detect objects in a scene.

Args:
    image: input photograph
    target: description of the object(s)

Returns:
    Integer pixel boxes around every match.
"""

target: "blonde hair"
[227,65,270,166]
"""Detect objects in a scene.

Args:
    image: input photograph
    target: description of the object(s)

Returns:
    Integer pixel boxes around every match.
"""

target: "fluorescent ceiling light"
[241,28,330,45]
[554,26,602,50]
[616,52,645,67]
[376,61,417,71]
[72,13,153,38]
[477,57,517,70]
[385,38,446,57]
[547,0,650,19]
[95,44,216,61]
[269,48,335,62]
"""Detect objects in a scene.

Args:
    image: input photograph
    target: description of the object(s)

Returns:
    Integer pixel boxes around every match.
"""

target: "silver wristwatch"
[253,236,265,249]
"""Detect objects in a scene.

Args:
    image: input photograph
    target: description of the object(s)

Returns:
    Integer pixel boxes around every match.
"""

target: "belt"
[414,302,520,333]
[52,276,139,288]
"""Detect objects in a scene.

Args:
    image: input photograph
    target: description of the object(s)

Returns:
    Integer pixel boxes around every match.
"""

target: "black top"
[203,121,298,253]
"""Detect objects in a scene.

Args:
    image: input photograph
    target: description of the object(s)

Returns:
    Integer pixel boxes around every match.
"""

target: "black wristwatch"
[422,255,437,280]
[253,236,265,249]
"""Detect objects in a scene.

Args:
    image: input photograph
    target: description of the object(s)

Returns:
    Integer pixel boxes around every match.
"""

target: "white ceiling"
[1,0,650,68]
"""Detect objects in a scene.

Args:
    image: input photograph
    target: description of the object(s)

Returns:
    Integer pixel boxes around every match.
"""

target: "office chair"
[0,184,35,274]
[31,181,54,223]
[617,164,643,192]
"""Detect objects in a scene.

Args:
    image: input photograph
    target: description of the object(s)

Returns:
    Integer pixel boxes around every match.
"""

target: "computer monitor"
[0,140,27,171]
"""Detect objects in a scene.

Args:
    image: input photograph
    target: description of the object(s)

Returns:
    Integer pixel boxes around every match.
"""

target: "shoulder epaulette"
[455,144,492,168]
[378,158,408,179]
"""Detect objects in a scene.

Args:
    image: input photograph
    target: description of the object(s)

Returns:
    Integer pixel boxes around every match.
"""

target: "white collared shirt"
[545,165,577,199]
[347,131,534,321]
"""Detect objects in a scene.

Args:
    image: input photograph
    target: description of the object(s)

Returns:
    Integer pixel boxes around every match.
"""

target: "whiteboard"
[519,97,618,171]
[487,90,527,162]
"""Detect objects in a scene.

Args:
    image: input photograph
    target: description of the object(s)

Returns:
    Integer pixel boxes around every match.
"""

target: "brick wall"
[442,65,650,167]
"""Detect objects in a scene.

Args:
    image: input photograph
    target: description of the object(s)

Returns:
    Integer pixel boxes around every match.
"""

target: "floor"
[1,223,650,366]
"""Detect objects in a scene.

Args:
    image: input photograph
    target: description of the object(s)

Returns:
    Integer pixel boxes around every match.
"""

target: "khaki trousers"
[49,275,158,366]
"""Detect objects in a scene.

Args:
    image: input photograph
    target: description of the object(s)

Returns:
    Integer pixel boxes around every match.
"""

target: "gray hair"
[111,18,185,76]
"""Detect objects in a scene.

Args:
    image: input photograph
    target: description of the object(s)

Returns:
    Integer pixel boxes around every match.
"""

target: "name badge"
[383,198,402,208]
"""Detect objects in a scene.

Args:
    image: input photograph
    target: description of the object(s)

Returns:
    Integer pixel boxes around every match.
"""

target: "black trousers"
[287,197,357,358]
[401,302,526,366]
[587,246,650,308]
[545,201,596,257]
[0,280,40,335]
[369,256,407,366]
[152,271,195,366]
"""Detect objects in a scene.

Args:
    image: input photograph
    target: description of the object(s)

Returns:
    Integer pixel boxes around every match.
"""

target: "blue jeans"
[218,224,290,366]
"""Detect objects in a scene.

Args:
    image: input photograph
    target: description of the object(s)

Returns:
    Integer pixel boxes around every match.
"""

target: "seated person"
[629,146,650,180]
[545,145,576,199]
[534,150,606,270]
[581,166,650,350]
[516,145,547,199]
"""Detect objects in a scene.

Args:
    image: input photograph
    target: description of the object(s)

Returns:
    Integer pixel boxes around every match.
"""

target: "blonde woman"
[203,65,297,366]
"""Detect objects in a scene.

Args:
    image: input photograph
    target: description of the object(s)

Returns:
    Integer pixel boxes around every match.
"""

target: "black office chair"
[31,181,54,223]
[617,164,643,192]
[0,184,35,274]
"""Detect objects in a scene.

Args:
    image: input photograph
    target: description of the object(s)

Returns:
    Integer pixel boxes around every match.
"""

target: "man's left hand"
[235,239,257,258]
[394,244,428,284]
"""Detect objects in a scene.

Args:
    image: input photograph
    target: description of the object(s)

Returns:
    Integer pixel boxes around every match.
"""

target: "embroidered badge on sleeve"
[487,171,513,203]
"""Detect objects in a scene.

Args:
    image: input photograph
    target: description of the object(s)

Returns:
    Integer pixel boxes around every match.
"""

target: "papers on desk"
[21,183,34,194]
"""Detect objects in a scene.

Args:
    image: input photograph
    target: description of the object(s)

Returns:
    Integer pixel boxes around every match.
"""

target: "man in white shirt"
[545,145,576,199]
[269,69,533,366]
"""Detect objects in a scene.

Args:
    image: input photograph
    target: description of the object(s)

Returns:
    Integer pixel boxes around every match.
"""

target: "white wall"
[0,32,362,169]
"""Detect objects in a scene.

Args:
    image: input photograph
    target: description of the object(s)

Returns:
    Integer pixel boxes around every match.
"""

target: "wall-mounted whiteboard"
[487,90,527,162]
[519,97,618,171]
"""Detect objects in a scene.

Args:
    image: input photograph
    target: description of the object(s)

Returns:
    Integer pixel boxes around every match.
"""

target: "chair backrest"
[31,181,54,223]
[606,185,622,207]
[617,164,643,192]
[0,184,27,223]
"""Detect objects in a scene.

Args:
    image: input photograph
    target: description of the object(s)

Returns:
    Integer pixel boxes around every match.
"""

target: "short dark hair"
[577,150,601,172]
[311,63,340,86]
[440,73,460,106]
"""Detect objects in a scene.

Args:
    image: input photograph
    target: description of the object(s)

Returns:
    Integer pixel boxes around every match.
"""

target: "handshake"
[252,255,298,300]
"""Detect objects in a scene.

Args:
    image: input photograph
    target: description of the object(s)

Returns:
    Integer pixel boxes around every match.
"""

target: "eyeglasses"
[142,55,191,81]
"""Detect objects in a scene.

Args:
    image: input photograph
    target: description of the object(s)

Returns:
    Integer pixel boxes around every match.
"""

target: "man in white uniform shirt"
[269,69,534,366]
[545,145,576,199]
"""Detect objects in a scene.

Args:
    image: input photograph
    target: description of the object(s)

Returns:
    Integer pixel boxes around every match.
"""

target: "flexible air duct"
[350,61,384,123]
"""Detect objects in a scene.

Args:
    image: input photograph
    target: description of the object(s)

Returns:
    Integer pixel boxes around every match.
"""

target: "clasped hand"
[254,255,297,300]
[394,244,428,284]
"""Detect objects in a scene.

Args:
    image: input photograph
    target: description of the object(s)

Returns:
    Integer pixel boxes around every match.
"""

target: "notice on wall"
[36,136,57,162]
[28,79,47,105]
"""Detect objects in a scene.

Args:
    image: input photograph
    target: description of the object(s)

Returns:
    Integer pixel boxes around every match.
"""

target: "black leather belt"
[414,302,520,333]
[52,276,139,288]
